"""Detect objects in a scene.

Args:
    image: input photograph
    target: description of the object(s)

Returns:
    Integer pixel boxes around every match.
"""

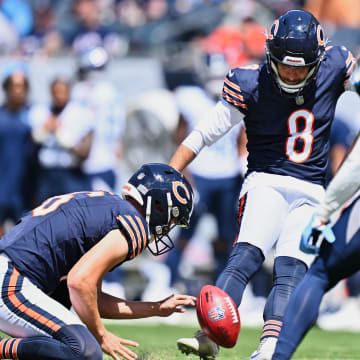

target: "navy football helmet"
[266,10,326,95]
[77,46,109,80]
[122,163,194,256]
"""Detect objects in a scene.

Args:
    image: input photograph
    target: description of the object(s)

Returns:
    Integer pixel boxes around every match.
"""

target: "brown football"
[196,285,241,348]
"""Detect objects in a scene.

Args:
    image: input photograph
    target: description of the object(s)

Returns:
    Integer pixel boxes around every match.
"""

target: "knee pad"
[216,242,265,306]
[54,324,103,360]
[264,256,307,320]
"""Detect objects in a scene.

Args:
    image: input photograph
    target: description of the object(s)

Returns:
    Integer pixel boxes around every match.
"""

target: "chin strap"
[145,196,153,241]
[167,192,172,224]
[270,60,315,94]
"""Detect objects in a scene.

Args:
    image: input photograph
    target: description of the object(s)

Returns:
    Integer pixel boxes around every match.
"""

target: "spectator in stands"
[0,62,33,237]
[22,0,63,57]
[72,46,127,298]
[166,50,245,286]
[29,77,93,203]
[0,11,18,54]
[72,46,125,192]
[61,0,122,56]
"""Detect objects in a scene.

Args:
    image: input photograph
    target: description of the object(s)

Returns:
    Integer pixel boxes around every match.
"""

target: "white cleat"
[250,337,278,360]
[177,330,219,360]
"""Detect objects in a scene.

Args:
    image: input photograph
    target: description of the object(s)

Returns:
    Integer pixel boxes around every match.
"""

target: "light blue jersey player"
[0,164,196,360]
[273,128,360,359]
[172,10,358,360]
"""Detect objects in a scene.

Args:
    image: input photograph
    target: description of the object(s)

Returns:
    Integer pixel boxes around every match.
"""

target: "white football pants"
[236,172,325,267]
[0,253,83,338]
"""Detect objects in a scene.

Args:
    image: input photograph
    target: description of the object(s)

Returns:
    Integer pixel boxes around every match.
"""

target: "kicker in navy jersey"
[222,45,355,185]
[0,163,196,360]
[172,10,359,360]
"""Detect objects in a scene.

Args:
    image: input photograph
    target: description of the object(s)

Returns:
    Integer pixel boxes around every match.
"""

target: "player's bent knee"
[54,324,103,360]
[229,242,265,273]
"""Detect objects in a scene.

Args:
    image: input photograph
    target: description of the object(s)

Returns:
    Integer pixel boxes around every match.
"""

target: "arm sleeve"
[317,134,360,222]
[181,99,244,154]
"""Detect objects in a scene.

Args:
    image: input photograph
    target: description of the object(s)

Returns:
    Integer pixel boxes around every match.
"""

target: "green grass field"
[102,324,360,360]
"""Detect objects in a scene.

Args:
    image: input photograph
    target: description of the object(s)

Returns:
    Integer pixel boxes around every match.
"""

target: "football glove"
[300,214,336,255]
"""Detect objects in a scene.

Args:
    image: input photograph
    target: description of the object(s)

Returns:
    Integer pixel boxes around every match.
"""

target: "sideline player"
[272,128,360,359]
[172,10,357,360]
[167,47,245,285]
[0,163,195,360]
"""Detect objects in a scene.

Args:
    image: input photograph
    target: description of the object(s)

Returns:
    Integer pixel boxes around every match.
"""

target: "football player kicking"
[272,128,360,359]
[0,163,196,360]
[172,9,358,360]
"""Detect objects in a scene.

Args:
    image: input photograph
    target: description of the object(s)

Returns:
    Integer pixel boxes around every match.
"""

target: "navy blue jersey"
[222,46,356,185]
[0,191,150,293]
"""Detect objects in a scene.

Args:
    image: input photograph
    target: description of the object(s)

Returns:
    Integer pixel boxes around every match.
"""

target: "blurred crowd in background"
[1,0,360,329]
[1,0,360,58]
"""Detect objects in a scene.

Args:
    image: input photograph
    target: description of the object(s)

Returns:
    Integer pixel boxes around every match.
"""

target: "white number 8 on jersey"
[286,109,314,163]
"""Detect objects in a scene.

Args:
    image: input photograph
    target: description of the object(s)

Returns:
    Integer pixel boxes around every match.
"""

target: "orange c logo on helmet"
[317,25,325,46]
[172,181,190,204]
[268,20,279,40]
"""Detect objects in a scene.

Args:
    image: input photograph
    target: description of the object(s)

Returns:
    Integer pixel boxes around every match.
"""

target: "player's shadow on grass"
[137,353,152,360]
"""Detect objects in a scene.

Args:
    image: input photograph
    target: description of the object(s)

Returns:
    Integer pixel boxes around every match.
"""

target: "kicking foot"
[177,330,219,360]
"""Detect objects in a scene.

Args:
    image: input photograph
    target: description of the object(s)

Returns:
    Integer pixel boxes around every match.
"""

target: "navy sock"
[262,256,307,341]
[264,256,307,321]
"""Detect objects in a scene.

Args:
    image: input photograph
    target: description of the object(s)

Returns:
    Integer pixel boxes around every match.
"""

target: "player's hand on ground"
[157,294,197,316]
[100,330,139,360]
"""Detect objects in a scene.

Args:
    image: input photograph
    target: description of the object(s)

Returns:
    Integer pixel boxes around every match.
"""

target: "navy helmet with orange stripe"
[266,10,326,95]
[122,163,194,256]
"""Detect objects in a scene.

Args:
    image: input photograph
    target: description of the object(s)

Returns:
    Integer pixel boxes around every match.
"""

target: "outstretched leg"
[272,258,330,360]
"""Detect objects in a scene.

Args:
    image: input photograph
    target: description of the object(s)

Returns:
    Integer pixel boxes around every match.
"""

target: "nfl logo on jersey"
[208,306,226,322]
